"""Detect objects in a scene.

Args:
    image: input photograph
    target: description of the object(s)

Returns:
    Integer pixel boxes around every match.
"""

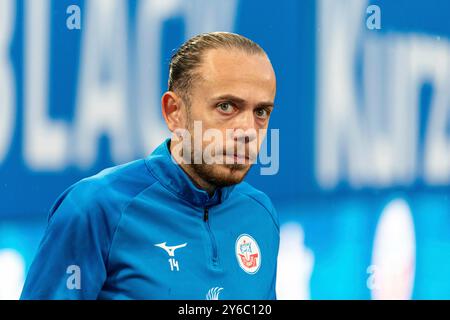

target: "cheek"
[257,128,268,141]
[257,117,271,129]
[200,118,230,141]
[192,109,226,133]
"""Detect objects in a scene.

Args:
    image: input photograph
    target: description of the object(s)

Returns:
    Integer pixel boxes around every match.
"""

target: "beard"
[188,137,254,188]
[181,110,255,188]
[190,161,252,188]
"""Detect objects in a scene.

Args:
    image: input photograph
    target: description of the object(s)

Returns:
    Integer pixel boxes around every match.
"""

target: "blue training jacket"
[20,139,280,300]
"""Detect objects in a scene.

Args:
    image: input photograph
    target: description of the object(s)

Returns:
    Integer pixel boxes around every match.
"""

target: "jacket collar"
[145,138,235,208]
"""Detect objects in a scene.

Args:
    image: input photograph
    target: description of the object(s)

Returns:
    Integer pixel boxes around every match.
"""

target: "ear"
[161,91,185,132]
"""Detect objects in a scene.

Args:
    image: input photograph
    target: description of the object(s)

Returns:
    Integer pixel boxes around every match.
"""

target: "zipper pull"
[203,207,209,222]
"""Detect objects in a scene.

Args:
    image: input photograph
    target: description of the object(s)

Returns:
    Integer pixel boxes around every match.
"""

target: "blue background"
[1,0,450,299]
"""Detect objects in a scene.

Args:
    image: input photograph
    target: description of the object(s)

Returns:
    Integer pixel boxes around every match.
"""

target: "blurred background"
[1,0,450,299]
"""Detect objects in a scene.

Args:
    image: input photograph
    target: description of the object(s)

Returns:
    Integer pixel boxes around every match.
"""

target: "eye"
[255,107,271,119]
[217,102,235,114]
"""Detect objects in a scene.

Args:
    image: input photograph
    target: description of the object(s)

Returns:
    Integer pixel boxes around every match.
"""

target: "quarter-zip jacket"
[20,139,280,300]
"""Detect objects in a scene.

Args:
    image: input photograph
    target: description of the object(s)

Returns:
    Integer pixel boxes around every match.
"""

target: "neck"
[169,139,217,196]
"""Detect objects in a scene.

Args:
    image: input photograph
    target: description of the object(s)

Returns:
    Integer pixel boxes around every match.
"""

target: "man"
[21,32,279,300]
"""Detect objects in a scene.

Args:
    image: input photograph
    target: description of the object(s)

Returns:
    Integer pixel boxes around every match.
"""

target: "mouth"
[233,154,249,161]
[223,152,250,162]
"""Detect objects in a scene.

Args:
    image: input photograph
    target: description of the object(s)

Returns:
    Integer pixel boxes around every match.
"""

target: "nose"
[232,110,257,143]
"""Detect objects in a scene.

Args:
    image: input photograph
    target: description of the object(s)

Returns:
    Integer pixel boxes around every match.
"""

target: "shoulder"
[232,181,279,232]
[48,159,158,223]
[233,181,275,213]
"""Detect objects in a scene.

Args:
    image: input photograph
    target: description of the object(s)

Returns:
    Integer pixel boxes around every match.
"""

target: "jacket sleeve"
[20,184,115,300]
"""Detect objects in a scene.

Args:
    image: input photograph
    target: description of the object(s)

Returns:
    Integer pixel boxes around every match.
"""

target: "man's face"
[181,48,276,187]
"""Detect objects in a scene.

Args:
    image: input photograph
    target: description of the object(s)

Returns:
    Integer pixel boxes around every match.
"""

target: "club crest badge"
[235,234,261,274]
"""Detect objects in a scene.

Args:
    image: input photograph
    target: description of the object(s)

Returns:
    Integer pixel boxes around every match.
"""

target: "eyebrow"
[211,94,275,108]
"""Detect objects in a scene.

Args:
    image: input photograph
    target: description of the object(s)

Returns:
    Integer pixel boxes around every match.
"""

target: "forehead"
[196,48,276,97]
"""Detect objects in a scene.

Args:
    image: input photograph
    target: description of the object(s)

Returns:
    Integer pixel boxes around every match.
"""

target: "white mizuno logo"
[154,242,187,257]
[206,287,223,300]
